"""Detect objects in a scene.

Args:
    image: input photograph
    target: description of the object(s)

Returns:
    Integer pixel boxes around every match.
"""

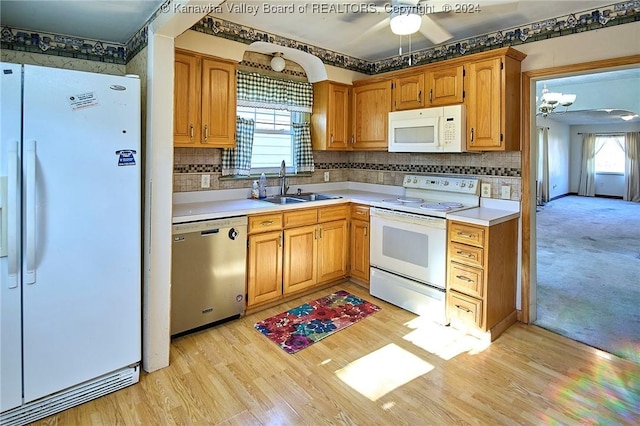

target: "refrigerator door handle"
[25,139,37,284]
[5,141,19,288]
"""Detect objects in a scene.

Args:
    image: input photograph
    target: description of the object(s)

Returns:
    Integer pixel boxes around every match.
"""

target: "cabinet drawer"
[318,204,348,222]
[248,213,283,233]
[350,204,370,221]
[449,262,484,298]
[448,291,483,329]
[449,242,484,268]
[284,208,318,228]
[449,222,485,247]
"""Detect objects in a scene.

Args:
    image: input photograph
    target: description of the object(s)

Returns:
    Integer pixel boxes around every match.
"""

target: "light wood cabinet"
[426,64,464,106]
[392,73,425,111]
[247,205,348,309]
[174,49,237,148]
[247,213,284,307]
[351,80,392,150]
[349,204,370,286]
[311,81,352,150]
[465,51,525,151]
[446,219,518,341]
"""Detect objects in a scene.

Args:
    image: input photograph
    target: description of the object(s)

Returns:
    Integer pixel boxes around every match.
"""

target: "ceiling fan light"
[390,12,421,36]
[270,53,285,72]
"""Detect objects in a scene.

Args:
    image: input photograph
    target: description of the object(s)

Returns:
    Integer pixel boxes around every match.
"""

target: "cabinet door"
[466,58,502,150]
[247,231,283,307]
[328,83,351,149]
[352,80,391,150]
[201,58,236,148]
[317,220,348,284]
[283,225,317,294]
[393,73,425,111]
[350,219,370,284]
[174,52,200,145]
[427,65,464,106]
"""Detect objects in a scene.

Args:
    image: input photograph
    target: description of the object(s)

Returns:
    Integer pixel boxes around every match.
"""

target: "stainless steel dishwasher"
[171,216,247,336]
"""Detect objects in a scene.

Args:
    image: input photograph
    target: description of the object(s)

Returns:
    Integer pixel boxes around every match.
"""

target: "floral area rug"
[254,290,381,354]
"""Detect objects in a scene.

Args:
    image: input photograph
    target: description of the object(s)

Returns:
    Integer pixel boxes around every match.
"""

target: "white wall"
[569,122,640,194]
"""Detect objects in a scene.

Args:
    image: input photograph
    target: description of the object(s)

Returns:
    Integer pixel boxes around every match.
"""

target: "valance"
[237,71,313,113]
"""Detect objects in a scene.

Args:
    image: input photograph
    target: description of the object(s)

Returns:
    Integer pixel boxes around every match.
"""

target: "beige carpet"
[535,195,640,363]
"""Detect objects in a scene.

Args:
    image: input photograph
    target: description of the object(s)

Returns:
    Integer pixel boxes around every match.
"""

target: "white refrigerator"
[1,63,142,425]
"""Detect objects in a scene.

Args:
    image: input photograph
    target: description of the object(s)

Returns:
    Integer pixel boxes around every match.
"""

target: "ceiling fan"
[347,0,518,46]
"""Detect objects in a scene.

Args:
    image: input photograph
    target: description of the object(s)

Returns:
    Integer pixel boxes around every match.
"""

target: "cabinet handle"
[351,135,355,145]
[455,275,474,282]
[456,232,475,238]
[355,211,365,216]
[364,226,368,237]
[470,128,474,143]
[429,89,433,103]
[456,250,475,258]
[418,90,422,103]
[279,235,282,247]
[330,134,334,144]
[319,228,323,238]
[455,304,472,313]
[260,220,274,226]
[315,229,318,240]
[204,125,209,142]
[189,125,194,141]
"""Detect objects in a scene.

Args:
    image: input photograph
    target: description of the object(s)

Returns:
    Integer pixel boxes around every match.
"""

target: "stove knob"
[413,178,418,183]
[460,182,466,187]
[442,181,449,186]
[468,183,474,189]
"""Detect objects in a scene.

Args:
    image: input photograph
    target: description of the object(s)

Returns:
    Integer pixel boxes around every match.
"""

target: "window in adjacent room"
[594,135,625,174]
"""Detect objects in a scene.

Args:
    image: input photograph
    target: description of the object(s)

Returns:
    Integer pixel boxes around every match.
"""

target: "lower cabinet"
[247,205,348,309]
[446,218,518,340]
[349,204,370,285]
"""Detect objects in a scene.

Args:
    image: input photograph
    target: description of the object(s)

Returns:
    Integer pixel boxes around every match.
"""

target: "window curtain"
[577,133,598,197]
[222,117,255,176]
[537,127,550,205]
[237,71,313,112]
[625,131,640,202]
[293,122,315,173]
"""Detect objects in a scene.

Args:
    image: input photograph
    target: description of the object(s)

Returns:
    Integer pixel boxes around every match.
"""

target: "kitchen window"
[595,135,625,174]
[237,106,295,174]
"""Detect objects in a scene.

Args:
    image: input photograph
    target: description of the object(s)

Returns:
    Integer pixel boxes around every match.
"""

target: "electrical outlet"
[501,185,511,200]
[481,183,492,198]
[324,171,330,182]
[377,172,384,183]
[201,174,210,188]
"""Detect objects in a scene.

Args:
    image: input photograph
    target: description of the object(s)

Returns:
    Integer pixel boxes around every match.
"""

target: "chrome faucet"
[279,160,289,195]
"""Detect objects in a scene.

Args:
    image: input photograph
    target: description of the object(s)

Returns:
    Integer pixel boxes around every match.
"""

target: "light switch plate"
[481,183,491,197]
[324,171,330,182]
[501,185,511,200]
[201,174,210,188]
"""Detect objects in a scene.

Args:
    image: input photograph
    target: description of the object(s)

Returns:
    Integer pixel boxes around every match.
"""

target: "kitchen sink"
[260,193,342,204]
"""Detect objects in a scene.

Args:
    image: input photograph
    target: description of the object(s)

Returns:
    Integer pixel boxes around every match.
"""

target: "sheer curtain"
[625,131,640,202]
[577,133,598,197]
[537,127,549,205]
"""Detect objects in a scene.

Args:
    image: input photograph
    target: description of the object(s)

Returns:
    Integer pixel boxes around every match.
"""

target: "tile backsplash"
[174,149,522,201]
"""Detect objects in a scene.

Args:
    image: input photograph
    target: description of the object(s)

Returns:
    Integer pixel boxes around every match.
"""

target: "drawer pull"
[260,220,274,226]
[455,275,474,282]
[456,250,475,258]
[456,232,475,238]
[355,211,366,215]
[455,304,472,313]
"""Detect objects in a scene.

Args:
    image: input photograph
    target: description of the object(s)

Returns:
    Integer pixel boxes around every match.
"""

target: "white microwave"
[388,105,466,153]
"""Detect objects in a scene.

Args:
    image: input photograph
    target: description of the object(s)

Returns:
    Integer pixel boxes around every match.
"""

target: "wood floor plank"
[29,282,640,425]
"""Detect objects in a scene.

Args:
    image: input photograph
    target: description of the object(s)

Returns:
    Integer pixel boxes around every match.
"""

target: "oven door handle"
[370,207,446,229]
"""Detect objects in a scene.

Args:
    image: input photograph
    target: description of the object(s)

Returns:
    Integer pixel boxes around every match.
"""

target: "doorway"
[521,57,640,363]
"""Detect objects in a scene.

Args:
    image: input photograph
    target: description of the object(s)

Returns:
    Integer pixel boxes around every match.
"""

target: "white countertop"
[447,198,520,226]
[172,182,403,224]
[172,182,521,225]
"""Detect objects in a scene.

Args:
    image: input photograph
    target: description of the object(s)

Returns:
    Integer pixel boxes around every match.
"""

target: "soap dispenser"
[258,173,267,199]
[251,180,259,199]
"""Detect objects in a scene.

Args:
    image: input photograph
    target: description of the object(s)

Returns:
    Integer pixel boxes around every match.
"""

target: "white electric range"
[369,174,480,324]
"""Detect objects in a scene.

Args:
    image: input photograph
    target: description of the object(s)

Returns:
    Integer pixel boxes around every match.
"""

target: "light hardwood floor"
[35,282,639,425]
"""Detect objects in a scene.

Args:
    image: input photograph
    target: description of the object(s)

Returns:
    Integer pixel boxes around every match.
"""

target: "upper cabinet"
[426,64,464,106]
[351,80,392,151]
[174,49,237,148]
[311,81,352,151]
[393,73,425,111]
[465,50,525,151]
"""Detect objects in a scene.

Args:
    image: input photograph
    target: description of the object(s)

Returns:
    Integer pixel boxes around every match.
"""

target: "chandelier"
[537,84,577,117]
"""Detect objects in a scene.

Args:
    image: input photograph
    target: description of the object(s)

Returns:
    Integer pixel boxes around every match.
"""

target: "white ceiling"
[1,0,638,126]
